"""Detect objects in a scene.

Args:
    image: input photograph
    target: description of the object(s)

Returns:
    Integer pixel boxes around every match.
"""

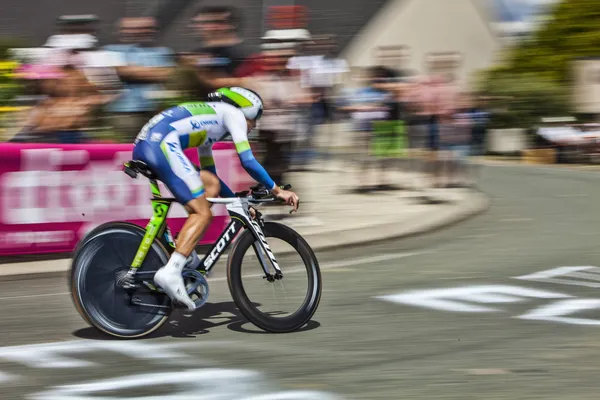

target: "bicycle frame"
[128,179,282,281]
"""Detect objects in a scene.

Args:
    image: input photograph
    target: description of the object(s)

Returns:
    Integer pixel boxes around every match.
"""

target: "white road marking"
[29,369,260,400]
[515,266,600,288]
[376,285,571,313]
[0,251,428,301]
[377,265,600,327]
[0,372,16,383]
[518,298,600,326]
[0,341,198,369]
[0,340,342,400]
[30,368,340,400]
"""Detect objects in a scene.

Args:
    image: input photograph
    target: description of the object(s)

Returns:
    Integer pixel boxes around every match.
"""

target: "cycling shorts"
[132,129,204,205]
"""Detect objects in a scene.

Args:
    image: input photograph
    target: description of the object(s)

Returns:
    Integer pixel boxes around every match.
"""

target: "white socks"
[186,249,201,269]
[165,252,187,273]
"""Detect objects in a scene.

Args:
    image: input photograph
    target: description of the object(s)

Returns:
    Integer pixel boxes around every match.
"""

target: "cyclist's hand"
[249,206,257,220]
[276,190,299,213]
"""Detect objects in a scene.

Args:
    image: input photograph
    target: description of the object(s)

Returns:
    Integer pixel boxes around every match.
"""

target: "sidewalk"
[0,159,490,278]
[263,159,488,250]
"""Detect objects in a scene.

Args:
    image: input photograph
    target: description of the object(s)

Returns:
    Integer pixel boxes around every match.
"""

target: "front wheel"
[70,222,172,338]
[227,222,322,333]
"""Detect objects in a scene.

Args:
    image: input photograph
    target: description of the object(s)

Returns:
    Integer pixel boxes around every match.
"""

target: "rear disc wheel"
[70,222,172,338]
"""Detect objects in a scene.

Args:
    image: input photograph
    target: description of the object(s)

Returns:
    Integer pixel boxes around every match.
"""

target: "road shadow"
[72,301,320,340]
[342,184,408,195]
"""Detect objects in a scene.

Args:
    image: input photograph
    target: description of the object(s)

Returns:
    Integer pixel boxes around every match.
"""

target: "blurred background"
[7,0,600,190]
[3,0,600,246]
[3,0,580,196]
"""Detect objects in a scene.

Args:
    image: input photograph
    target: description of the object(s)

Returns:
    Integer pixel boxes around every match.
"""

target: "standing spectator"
[189,6,250,90]
[434,73,460,187]
[44,14,99,51]
[469,96,490,156]
[410,73,458,188]
[253,43,310,189]
[163,52,215,103]
[287,35,348,163]
[445,92,475,187]
[339,67,391,191]
[404,75,441,188]
[104,17,175,142]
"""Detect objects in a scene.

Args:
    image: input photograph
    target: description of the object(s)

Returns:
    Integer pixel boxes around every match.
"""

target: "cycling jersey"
[132,102,275,204]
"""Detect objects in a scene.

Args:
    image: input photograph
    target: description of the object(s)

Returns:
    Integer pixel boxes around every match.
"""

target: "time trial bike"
[69,159,322,338]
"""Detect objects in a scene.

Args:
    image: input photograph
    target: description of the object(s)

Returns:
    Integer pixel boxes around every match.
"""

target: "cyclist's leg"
[134,132,208,310]
[199,170,221,199]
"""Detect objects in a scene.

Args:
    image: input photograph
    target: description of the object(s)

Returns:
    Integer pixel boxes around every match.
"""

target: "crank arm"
[130,296,171,310]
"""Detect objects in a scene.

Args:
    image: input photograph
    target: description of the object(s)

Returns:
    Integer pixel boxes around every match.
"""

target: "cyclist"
[132,87,299,311]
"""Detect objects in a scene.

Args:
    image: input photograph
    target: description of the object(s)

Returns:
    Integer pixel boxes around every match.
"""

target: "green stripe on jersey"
[180,102,217,116]
[235,140,251,154]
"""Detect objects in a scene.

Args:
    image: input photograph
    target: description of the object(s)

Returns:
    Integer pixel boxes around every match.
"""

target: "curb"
[295,189,490,254]
[0,190,490,280]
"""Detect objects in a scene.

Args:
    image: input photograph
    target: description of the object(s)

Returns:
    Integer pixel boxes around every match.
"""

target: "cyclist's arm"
[222,108,277,191]
[198,145,236,198]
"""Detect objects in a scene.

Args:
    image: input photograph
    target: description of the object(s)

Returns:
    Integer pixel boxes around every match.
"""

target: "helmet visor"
[255,107,263,121]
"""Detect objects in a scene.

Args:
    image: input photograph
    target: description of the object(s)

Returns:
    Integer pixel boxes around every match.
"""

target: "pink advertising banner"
[0,142,255,256]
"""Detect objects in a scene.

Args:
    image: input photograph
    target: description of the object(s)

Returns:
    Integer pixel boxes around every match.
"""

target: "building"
[341,0,503,89]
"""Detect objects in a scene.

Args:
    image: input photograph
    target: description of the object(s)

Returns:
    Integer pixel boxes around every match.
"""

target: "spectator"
[37,14,122,106]
[104,17,175,142]
[286,35,348,162]
[403,75,437,187]
[339,67,391,191]
[44,14,99,51]
[406,73,458,188]
[189,6,250,90]
[253,42,309,189]
[469,96,490,156]
[445,92,474,187]
[12,51,108,143]
[163,52,215,103]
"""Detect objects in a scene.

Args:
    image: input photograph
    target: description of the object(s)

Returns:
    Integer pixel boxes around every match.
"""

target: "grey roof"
[154,0,393,55]
[0,0,125,46]
[0,0,391,56]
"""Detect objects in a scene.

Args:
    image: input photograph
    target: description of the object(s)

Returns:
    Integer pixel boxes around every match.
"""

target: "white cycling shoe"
[154,266,196,311]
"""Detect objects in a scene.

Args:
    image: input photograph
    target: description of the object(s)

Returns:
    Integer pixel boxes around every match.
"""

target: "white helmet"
[208,87,264,120]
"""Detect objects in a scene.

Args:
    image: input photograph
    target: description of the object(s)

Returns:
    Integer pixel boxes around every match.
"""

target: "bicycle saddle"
[123,160,159,180]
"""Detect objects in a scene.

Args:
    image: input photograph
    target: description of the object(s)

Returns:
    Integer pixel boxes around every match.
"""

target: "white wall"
[341,0,501,89]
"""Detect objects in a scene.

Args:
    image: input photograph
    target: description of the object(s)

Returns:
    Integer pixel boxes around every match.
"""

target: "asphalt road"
[3,163,600,399]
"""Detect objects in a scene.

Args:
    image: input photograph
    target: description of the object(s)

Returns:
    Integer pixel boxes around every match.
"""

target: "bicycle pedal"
[173,302,198,313]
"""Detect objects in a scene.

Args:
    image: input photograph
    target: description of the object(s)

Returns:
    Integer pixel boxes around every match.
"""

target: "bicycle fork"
[247,217,284,282]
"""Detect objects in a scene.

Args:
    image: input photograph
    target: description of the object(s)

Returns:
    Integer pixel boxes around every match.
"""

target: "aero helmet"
[208,87,263,120]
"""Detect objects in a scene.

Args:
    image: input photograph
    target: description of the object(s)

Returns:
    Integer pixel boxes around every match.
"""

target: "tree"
[478,0,600,127]
[491,0,600,83]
